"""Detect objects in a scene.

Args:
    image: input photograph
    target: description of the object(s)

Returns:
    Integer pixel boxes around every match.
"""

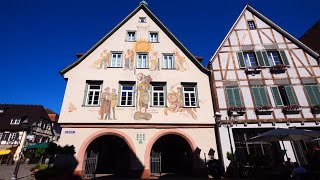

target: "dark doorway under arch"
[86,135,130,177]
[151,134,193,177]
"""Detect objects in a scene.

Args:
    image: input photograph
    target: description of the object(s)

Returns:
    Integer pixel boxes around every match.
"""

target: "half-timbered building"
[209,5,320,170]
[58,2,216,178]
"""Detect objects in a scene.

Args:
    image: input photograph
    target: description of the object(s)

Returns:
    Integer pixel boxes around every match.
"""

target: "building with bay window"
[208,5,320,171]
[58,2,216,178]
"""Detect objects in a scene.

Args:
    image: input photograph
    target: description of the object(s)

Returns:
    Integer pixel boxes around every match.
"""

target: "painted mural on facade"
[164,84,197,119]
[91,50,110,69]
[68,103,77,112]
[134,73,153,120]
[99,87,118,120]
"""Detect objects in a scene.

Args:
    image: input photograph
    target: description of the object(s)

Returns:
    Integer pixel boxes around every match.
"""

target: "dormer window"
[247,20,256,30]
[10,119,21,125]
[139,17,146,23]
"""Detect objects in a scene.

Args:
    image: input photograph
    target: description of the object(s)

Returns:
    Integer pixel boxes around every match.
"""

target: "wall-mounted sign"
[65,131,75,134]
[136,133,145,144]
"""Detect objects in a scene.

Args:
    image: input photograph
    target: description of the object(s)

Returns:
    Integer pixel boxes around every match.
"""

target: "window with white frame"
[136,54,148,68]
[163,54,174,69]
[110,52,122,67]
[182,84,198,107]
[151,83,166,106]
[84,81,102,106]
[8,133,17,141]
[127,31,136,41]
[243,52,258,67]
[267,51,282,65]
[119,83,135,106]
[247,20,256,30]
[10,119,20,125]
[139,17,146,23]
[149,32,158,42]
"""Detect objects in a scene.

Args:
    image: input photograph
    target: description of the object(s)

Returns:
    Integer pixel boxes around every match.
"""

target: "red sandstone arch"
[143,129,196,177]
[74,129,136,176]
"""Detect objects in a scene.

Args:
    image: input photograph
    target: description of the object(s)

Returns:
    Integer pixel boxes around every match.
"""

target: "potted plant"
[282,104,302,114]
[270,64,288,74]
[311,105,320,114]
[255,105,273,115]
[228,106,247,116]
[245,66,262,75]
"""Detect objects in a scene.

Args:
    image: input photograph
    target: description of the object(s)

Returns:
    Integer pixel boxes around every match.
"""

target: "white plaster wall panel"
[285,113,302,119]
[247,73,262,79]
[237,70,247,80]
[229,32,238,46]
[254,44,264,51]
[290,52,302,67]
[302,108,314,118]
[307,54,318,66]
[241,87,254,107]
[278,44,286,49]
[243,32,252,45]
[272,30,284,43]
[246,110,257,120]
[274,109,285,119]
[217,88,227,109]
[228,54,236,70]
[214,71,222,81]
[237,31,246,45]
[254,17,269,29]
[226,71,237,80]
[290,78,300,85]
[287,43,298,49]
[235,16,247,30]
[220,53,228,70]
[260,29,273,44]
[216,81,223,87]
[294,85,309,106]
[261,69,272,79]
[297,68,311,77]
[220,47,230,52]
[313,67,320,76]
[265,80,274,85]
[250,30,261,45]
[272,72,287,79]
[287,69,298,78]
[232,46,240,51]
[239,81,249,86]
[244,10,253,20]
[211,57,220,70]
[293,50,306,65]
[258,113,273,119]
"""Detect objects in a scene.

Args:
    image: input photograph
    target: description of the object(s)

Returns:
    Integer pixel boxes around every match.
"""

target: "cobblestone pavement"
[0,164,34,180]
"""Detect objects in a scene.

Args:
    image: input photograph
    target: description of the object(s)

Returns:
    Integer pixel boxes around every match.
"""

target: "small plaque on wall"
[65,131,75,134]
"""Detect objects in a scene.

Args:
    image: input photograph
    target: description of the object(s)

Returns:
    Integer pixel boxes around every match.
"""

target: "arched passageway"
[150,134,193,177]
[86,135,131,177]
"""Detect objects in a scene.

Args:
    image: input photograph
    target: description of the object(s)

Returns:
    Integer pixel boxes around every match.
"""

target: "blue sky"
[0,0,319,114]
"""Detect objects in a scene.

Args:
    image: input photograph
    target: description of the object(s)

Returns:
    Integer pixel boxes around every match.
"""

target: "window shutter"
[252,87,263,106]
[226,88,235,107]
[237,52,246,68]
[262,51,271,67]
[234,88,242,107]
[255,51,265,67]
[271,87,283,106]
[305,85,320,106]
[285,86,297,105]
[279,50,290,65]
[260,87,270,106]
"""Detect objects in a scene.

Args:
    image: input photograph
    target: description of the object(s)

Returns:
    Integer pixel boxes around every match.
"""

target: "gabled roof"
[209,5,320,65]
[300,20,320,54]
[0,104,50,131]
[60,3,209,75]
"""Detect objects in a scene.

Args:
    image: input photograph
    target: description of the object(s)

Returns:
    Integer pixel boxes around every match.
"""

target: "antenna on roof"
[140,0,148,6]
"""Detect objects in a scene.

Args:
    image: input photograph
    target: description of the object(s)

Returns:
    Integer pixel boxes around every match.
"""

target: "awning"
[0,149,11,155]
[25,142,49,149]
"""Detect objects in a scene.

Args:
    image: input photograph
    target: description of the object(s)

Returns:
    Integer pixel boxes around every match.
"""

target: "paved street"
[0,164,34,180]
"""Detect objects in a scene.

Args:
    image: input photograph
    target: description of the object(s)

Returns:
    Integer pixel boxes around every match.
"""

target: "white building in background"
[209,5,320,171]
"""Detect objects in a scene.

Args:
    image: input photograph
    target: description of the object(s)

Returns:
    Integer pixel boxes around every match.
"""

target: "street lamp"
[226,111,239,179]
[11,117,30,180]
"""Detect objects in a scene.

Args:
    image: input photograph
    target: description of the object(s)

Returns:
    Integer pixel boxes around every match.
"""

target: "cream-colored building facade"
[209,5,320,170]
[59,3,216,178]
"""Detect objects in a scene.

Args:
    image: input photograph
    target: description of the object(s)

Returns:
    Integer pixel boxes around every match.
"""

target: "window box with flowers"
[311,105,320,114]
[282,104,302,115]
[228,106,247,116]
[270,64,288,74]
[255,105,273,115]
[245,66,262,75]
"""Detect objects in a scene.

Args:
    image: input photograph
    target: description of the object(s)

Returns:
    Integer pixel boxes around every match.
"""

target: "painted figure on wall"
[68,103,76,112]
[150,51,159,71]
[134,73,153,120]
[164,85,197,119]
[111,88,118,120]
[91,50,110,69]
[124,49,134,70]
[175,50,188,72]
[99,87,112,120]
